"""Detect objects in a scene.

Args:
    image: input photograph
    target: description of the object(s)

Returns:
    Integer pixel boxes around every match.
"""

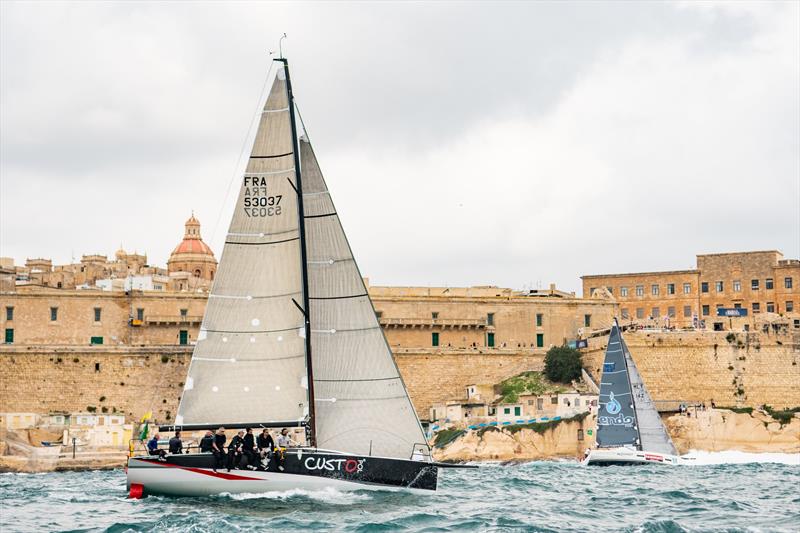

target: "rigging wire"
[208,60,277,247]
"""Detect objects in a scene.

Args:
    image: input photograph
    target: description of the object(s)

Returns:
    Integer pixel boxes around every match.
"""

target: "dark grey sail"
[621,334,678,456]
[596,322,639,448]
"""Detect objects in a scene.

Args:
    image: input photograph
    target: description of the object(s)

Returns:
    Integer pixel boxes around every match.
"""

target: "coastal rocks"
[667,409,800,454]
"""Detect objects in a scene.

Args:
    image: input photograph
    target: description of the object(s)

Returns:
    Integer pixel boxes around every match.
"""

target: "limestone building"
[166,214,217,282]
[581,250,800,330]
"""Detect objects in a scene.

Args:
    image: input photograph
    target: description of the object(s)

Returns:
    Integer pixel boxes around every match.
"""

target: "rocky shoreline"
[432,409,800,462]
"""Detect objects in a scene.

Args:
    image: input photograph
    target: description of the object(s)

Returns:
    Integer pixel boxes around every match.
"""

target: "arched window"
[194,269,201,277]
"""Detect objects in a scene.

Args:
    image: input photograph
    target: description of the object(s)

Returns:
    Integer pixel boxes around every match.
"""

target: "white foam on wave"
[224,486,372,504]
[682,449,800,465]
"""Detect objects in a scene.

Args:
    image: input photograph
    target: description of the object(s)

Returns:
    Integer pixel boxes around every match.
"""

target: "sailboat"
[583,320,682,466]
[126,58,459,497]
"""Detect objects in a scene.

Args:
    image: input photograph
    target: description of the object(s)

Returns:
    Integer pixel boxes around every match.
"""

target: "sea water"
[1,452,798,532]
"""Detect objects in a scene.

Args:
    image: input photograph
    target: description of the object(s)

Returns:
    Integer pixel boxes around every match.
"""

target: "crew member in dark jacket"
[147,434,166,461]
[212,427,227,472]
[257,429,274,470]
[226,430,245,471]
[242,428,257,470]
[168,431,183,454]
[199,430,215,453]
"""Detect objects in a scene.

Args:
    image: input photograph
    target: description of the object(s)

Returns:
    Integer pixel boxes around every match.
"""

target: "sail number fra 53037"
[243,176,282,217]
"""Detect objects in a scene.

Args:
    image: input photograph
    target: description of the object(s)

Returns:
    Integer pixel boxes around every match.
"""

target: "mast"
[616,320,642,450]
[276,57,316,447]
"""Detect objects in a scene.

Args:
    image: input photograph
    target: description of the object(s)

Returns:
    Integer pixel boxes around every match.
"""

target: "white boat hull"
[582,447,681,466]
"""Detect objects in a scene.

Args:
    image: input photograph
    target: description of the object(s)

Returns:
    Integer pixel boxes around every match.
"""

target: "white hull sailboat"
[126,57,465,497]
[583,320,682,466]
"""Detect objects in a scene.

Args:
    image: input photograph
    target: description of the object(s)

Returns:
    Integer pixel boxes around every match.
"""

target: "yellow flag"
[140,412,152,423]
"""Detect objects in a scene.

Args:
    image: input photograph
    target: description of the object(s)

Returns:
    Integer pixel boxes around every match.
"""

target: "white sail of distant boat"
[126,57,464,498]
[584,320,681,465]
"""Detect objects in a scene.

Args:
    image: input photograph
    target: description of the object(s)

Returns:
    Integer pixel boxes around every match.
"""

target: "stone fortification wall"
[0,346,544,423]
[582,330,800,409]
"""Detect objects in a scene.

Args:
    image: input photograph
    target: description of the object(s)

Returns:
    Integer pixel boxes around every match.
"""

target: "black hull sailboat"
[583,320,683,466]
[127,57,453,496]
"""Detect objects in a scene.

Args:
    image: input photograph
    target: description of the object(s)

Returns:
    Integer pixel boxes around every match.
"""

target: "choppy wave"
[0,462,798,532]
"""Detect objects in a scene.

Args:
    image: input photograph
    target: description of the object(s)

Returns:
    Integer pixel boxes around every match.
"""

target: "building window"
[651,285,659,296]
[766,302,775,313]
[432,332,440,347]
[701,282,709,293]
[90,336,103,345]
[702,305,710,316]
[589,287,596,296]
[136,308,144,321]
[537,398,544,410]
[527,399,534,406]
[179,330,188,345]
[765,278,774,290]
[431,311,439,320]
[752,302,760,313]
[733,280,741,292]
[636,285,644,297]
[551,396,558,404]
[5,307,12,321]
[683,283,692,294]
[787,301,794,312]
[577,429,584,441]
[584,314,591,328]
[536,333,544,348]
[621,308,629,319]
[375,311,382,319]
[683,305,691,318]
[4,329,13,344]
[180,308,188,317]
[786,277,793,289]
[667,283,675,295]
[487,313,494,326]
[715,281,723,292]
[487,332,495,347]
[606,286,613,295]
[514,406,521,416]
[734,303,742,309]
[636,308,644,319]
[652,307,660,318]
[536,313,543,327]
[751,279,759,290]
[620,287,628,297]
[50,307,58,321]
[575,398,581,407]
[94,308,101,322]
[503,407,510,415]
[668,306,675,318]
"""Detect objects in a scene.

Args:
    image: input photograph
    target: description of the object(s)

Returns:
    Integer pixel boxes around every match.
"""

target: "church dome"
[167,213,217,281]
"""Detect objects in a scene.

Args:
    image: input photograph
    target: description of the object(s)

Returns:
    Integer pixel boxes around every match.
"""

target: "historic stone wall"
[582,330,800,409]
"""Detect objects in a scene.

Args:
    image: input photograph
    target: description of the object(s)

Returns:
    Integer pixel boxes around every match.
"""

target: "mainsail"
[300,139,427,459]
[176,61,427,460]
[176,69,309,427]
[621,334,678,456]
[596,323,639,448]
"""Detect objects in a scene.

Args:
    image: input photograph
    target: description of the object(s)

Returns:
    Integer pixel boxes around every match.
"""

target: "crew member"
[147,433,166,461]
[257,428,274,470]
[212,427,227,472]
[168,430,183,455]
[199,430,215,453]
[276,428,296,471]
[227,430,245,471]
[240,428,257,470]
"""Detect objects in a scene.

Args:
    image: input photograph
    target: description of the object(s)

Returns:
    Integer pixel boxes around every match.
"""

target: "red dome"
[171,239,214,256]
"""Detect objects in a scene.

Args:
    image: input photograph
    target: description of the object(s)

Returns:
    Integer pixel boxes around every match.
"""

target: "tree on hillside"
[544,346,582,383]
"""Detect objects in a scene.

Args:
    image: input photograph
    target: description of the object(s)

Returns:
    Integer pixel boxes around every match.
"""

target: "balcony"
[143,315,203,326]
[379,317,487,329]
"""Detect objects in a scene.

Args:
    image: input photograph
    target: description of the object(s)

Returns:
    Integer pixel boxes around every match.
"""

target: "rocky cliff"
[433,410,799,462]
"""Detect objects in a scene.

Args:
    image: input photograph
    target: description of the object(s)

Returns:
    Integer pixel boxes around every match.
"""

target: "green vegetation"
[506,412,590,435]
[764,405,800,426]
[716,406,753,414]
[544,346,583,383]
[498,371,559,403]
[433,428,465,448]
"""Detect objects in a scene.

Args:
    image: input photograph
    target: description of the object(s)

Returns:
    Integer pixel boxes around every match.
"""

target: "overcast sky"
[1,1,798,294]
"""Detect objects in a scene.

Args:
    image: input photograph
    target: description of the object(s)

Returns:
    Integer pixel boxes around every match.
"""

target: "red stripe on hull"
[138,458,261,481]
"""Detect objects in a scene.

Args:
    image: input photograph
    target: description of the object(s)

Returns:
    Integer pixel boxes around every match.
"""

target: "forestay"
[300,139,428,460]
[176,72,309,426]
[596,323,639,448]
[622,335,678,456]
